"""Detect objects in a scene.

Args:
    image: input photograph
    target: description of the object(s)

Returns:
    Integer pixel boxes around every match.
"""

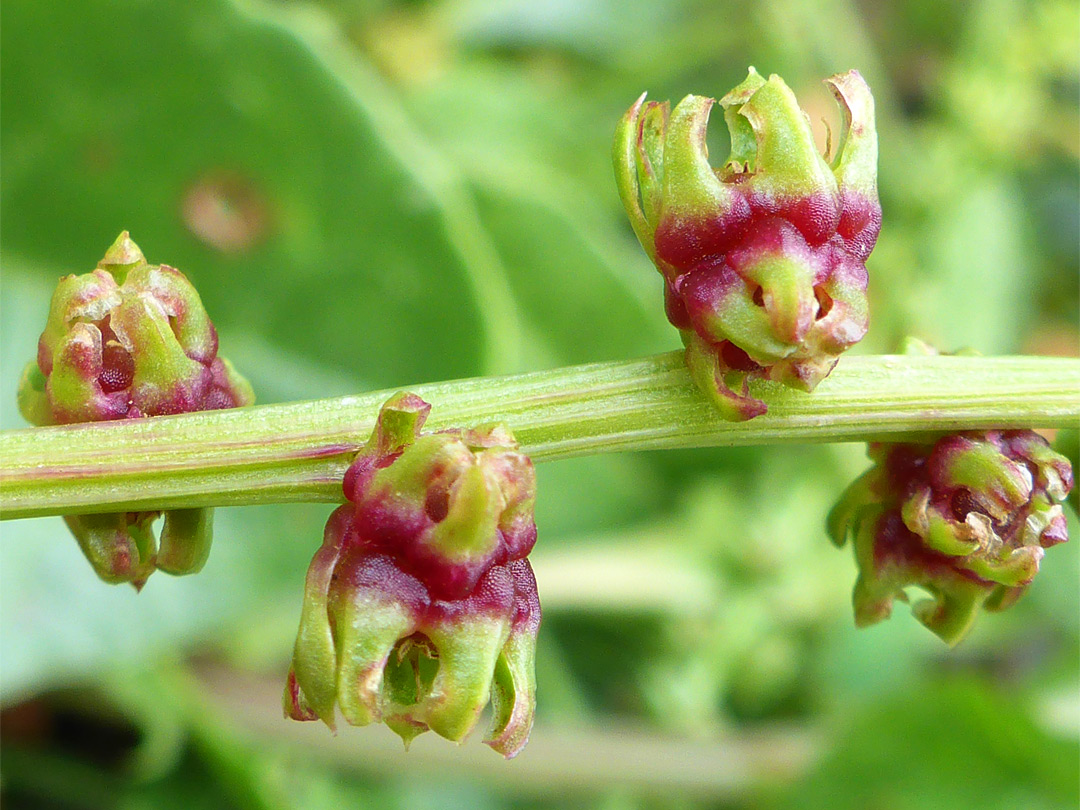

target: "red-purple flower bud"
[285,393,540,758]
[17,233,254,589]
[829,430,1073,645]
[614,69,879,419]
[20,232,252,423]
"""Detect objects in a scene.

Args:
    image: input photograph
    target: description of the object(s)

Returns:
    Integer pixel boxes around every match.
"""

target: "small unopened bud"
[285,394,540,758]
[16,233,254,588]
[615,68,879,419]
[829,431,1073,645]
[22,232,252,423]
[341,392,537,601]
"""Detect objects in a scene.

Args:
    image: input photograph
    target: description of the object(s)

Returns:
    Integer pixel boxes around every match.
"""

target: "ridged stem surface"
[2,353,1077,519]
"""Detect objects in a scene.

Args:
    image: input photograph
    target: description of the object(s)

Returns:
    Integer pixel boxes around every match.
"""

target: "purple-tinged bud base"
[342,399,537,602]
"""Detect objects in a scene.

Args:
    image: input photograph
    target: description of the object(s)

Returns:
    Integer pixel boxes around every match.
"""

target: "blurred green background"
[2,0,1078,807]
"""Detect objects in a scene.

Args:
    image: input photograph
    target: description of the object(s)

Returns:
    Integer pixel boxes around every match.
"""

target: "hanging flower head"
[285,393,540,758]
[829,430,1072,644]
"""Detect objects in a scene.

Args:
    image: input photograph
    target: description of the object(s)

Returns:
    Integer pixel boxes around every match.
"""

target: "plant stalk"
[2,352,1078,520]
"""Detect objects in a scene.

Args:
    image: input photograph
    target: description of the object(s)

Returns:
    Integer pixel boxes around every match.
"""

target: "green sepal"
[660,94,741,224]
[333,586,416,728]
[424,615,511,742]
[156,507,213,575]
[362,391,431,458]
[483,446,538,542]
[1019,498,1067,547]
[734,72,838,202]
[910,587,983,647]
[982,582,1030,613]
[718,67,767,175]
[939,441,1032,520]
[681,331,767,421]
[38,270,122,365]
[806,267,870,353]
[108,291,207,414]
[96,230,147,282]
[827,469,877,548]
[419,460,505,565]
[963,545,1043,588]
[637,101,669,227]
[825,71,878,197]
[288,506,349,728]
[738,250,817,348]
[1010,433,1072,501]
[47,323,116,422]
[613,93,658,261]
[900,486,982,557]
[707,280,794,364]
[485,627,539,759]
[849,507,894,627]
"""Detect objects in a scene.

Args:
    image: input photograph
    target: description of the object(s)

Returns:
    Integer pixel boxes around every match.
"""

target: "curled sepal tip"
[17,232,253,588]
[615,68,880,418]
[286,394,541,757]
[830,430,1073,645]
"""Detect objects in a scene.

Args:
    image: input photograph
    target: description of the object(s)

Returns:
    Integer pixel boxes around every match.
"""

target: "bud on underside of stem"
[829,428,1073,645]
[17,232,254,588]
[285,393,541,758]
[614,68,880,419]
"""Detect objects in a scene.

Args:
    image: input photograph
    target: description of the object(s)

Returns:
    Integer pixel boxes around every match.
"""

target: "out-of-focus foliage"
[1,0,1076,808]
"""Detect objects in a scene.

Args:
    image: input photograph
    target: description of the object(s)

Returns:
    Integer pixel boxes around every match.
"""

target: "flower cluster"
[614,68,880,419]
[829,430,1072,645]
[19,232,252,424]
[17,232,254,588]
[284,393,540,758]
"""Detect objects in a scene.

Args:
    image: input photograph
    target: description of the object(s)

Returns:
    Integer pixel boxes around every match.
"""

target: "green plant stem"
[2,352,1078,520]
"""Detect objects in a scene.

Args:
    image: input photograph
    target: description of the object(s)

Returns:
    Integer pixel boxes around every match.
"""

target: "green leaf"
[0,0,523,387]
[469,182,671,368]
[401,66,673,366]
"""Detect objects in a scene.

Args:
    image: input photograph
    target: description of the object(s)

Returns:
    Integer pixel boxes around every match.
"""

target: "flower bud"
[828,431,1073,645]
[21,232,252,423]
[62,507,213,590]
[17,233,254,588]
[285,394,540,758]
[343,392,538,600]
[614,68,879,419]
